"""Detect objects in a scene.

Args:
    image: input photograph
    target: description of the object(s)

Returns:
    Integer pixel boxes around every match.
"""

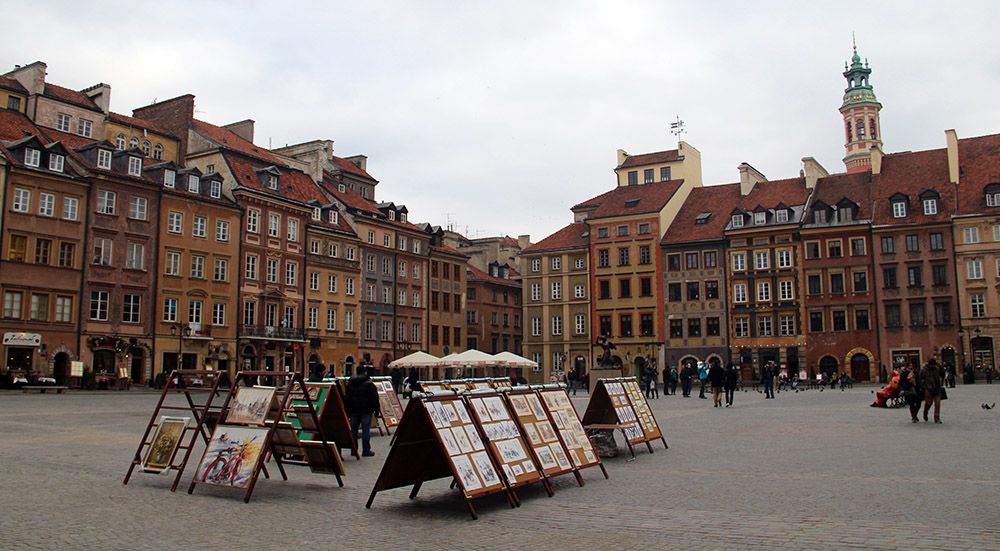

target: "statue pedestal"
[589,368,622,392]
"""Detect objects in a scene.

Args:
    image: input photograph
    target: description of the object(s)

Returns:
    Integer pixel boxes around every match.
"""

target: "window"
[552,316,562,336]
[809,311,824,332]
[618,247,629,266]
[58,242,74,268]
[639,277,652,297]
[285,262,298,286]
[575,314,586,335]
[853,271,868,292]
[62,197,78,220]
[807,274,822,295]
[128,156,142,177]
[733,283,747,303]
[551,281,561,300]
[779,280,794,301]
[757,282,771,302]
[531,317,542,337]
[192,216,207,238]
[754,212,766,225]
[927,232,944,251]
[643,168,654,183]
[287,219,299,242]
[598,249,610,268]
[907,266,922,287]
[530,283,541,301]
[327,308,337,331]
[210,180,221,198]
[669,319,683,338]
[881,236,895,254]
[125,242,145,270]
[97,149,112,170]
[754,251,770,270]
[55,296,72,323]
[758,316,772,337]
[398,290,406,305]
[814,208,828,224]
[190,255,205,278]
[575,257,585,269]
[574,284,585,299]
[29,294,48,321]
[166,212,182,234]
[329,211,339,225]
[892,201,907,218]
[855,308,870,330]
[775,209,789,223]
[705,280,719,299]
[247,209,259,233]
[153,144,163,160]
[660,166,671,181]
[627,171,638,185]
[910,302,926,326]
[122,294,141,323]
[12,188,30,212]
[93,237,113,266]
[188,300,203,324]
[97,190,116,215]
[923,198,938,215]
[599,280,612,300]
[165,251,180,275]
[89,290,109,320]
[904,234,919,252]
[597,227,609,239]
[308,307,318,329]
[551,257,561,270]
[346,247,356,261]
[214,258,228,282]
[244,254,258,280]
[934,302,951,325]
[268,213,280,237]
[805,242,821,259]
[686,318,700,337]
[48,153,64,173]
[7,235,26,262]
[365,255,375,273]
[968,259,983,280]
[731,214,744,228]
[56,113,71,132]
[383,235,391,248]
[687,282,699,301]
[242,301,256,326]
[932,264,948,286]
[884,304,902,327]
[849,238,866,256]
[127,196,147,221]
[638,223,651,235]
[78,118,93,138]
[6,96,19,111]
[618,279,631,298]
[2,290,22,319]
[346,278,355,295]
[212,303,226,326]
[732,253,746,272]
[971,293,986,318]
[698,251,716,269]
[619,315,632,337]
[734,317,749,337]
[667,282,681,302]
[779,315,794,336]
[964,227,980,244]
[776,249,791,269]
[638,246,651,265]
[827,240,843,258]
[883,267,898,288]
[832,310,848,332]
[830,273,845,294]
[216,220,230,242]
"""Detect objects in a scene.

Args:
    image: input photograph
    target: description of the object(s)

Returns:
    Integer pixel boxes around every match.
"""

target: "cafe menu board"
[467,394,544,488]
[506,391,574,478]
[622,379,663,441]
[538,389,600,470]
[371,377,404,427]
[425,396,505,497]
[603,381,645,445]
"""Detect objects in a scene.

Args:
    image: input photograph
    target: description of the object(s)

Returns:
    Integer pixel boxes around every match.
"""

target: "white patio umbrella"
[492,351,538,369]
[388,351,440,369]
[442,349,497,368]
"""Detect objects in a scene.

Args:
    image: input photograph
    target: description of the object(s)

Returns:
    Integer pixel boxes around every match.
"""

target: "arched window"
[129,137,139,149]
[141,140,151,156]
[869,118,877,140]
[115,133,126,150]
[856,119,865,140]
[152,143,163,160]
[845,121,852,142]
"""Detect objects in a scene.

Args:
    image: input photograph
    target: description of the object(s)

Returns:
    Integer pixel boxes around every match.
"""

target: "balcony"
[239,325,306,341]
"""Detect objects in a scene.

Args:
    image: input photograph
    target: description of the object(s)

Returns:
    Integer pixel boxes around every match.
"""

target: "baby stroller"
[871,370,907,408]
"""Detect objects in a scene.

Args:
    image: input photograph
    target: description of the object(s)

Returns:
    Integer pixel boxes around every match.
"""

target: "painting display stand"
[123,369,230,492]
[503,387,580,487]
[581,377,667,459]
[533,385,609,482]
[371,376,404,434]
[188,370,343,503]
[287,381,359,460]
[367,395,515,519]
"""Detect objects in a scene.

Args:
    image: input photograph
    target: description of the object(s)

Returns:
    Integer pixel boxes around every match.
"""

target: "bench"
[22,385,68,394]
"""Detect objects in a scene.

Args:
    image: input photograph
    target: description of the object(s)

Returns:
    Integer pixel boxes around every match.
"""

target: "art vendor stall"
[581,377,667,459]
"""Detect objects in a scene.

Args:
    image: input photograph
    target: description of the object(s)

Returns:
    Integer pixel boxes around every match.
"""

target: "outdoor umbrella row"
[388,349,537,370]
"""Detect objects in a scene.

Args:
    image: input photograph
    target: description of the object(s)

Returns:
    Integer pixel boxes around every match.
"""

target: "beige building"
[4,62,109,141]
[520,222,591,383]
[614,141,702,188]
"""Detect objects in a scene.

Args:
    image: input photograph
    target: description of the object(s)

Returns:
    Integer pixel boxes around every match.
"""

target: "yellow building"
[105,112,182,164]
[614,141,702,188]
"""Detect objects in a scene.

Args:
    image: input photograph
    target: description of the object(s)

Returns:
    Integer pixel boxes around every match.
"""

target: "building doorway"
[819,355,839,380]
[93,349,116,375]
[344,355,355,377]
[129,347,145,384]
[52,352,70,384]
[971,337,994,371]
[850,353,871,382]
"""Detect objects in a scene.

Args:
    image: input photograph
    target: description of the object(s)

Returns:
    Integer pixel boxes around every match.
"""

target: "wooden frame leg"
[660,436,669,449]
[465,500,479,520]
[573,469,585,487]
[365,488,378,509]
[542,478,555,497]
[409,480,424,499]
[645,440,655,454]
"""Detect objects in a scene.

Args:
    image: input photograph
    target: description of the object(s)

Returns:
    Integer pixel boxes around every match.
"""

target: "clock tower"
[840,44,883,173]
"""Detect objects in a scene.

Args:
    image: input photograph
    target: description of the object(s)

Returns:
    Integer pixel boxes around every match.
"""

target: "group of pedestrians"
[899,358,947,423]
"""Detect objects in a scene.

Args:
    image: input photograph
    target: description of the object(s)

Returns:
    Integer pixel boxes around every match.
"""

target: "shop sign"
[3,332,41,347]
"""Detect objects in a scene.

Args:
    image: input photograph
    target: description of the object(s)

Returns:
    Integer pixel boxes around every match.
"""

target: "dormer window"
[922,198,938,215]
[312,207,321,221]
[753,212,766,225]
[338,183,346,193]
[329,211,338,224]
[48,153,64,173]
[210,180,221,198]
[695,213,711,225]
[163,170,176,188]
[891,200,907,218]
[814,209,827,224]
[731,214,744,228]
[97,149,112,170]
[24,148,40,168]
[187,175,200,193]
[400,213,407,223]
[985,184,1000,206]
[836,207,853,223]
[128,156,142,177]
[388,210,396,221]
[775,209,788,223]
[267,175,278,190]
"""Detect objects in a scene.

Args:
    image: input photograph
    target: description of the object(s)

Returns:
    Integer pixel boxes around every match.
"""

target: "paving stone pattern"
[2,384,999,550]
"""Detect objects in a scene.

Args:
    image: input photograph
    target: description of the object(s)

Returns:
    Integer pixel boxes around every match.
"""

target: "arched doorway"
[241,345,257,372]
[52,352,70,385]
[282,345,294,371]
[344,355,355,377]
[574,355,586,377]
[850,353,871,382]
[307,353,323,381]
[819,355,839,379]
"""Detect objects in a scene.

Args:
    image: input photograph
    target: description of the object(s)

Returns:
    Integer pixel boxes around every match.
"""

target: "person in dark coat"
[723,363,739,407]
[680,363,694,397]
[898,365,921,423]
[344,368,381,456]
[920,359,944,423]
[390,367,403,393]
[662,368,671,397]
[708,361,725,407]
[762,362,776,399]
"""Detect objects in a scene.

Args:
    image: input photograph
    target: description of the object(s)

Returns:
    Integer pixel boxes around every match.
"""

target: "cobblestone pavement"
[2,383,999,550]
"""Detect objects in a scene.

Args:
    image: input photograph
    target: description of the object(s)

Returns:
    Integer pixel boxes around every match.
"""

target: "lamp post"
[170,323,186,372]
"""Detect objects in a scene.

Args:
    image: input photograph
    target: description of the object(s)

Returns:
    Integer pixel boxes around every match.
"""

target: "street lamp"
[170,323,187,372]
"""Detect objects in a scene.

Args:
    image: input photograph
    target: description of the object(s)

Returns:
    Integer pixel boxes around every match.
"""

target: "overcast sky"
[5,2,999,242]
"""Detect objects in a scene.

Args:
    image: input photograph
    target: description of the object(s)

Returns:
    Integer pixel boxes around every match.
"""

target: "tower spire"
[840,41,883,173]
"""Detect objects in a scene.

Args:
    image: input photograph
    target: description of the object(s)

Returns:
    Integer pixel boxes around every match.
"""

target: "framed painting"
[195,425,268,488]
[225,386,276,425]
[142,416,189,473]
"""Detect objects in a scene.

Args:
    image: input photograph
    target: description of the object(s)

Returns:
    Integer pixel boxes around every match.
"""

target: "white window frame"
[167,212,183,234]
[964,226,980,244]
[190,255,205,279]
[968,259,983,280]
[757,281,771,302]
[97,190,116,215]
[97,149,112,170]
[247,208,260,233]
[192,216,207,238]
[732,253,746,272]
[56,113,71,132]
[12,188,30,212]
[128,196,148,220]
[923,198,938,215]
[216,220,230,242]
[733,283,747,303]
[48,154,64,173]
[127,156,142,177]
[62,197,79,220]
[891,201,907,218]
[779,280,794,301]
[165,251,180,275]
[212,303,226,326]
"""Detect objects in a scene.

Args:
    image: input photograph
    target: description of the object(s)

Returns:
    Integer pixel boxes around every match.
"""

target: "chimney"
[945,129,959,185]
[223,119,255,143]
[133,94,196,156]
[83,83,111,114]
[738,162,767,196]
[6,61,47,95]
[870,144,883,175]
[345,154,367,172]
[800,157,829,188]
[616,149,628,167]
[517,234,532,250]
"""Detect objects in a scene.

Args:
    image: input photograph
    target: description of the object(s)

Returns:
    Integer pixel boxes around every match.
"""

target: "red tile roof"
[618,149,680,169]
[107,112,178,139]
[192,119,290,167]
[521,222,590,254]
[466,264,522,287]
[331,155,377,182]
[431,244,469,258]
[733,177,811,212]
[0,109,43,142]
[319,171,424,232]
[806,171,873,222]
[871,147,953,225]
[42,83,103,112]
[661,183,741,245]
[223,152,328,205]
[955,132,1000,215]
[586,180,683,220]
[40,126,100,150]
[0,76,27,95]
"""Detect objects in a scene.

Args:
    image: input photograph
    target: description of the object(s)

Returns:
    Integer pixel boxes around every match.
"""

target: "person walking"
[697,362,709,399]
[762,362,776,399]
[568,367,579,396]
[649,366,659,399]
[898,364,921,423]
[724,362,739,407]
[662,367,671,397]
[670,366,679,395]
[919,359,944,423]
[987,366,995,385]
[344,367,381,456]
[681,363,694,397]
[708,361,725,407]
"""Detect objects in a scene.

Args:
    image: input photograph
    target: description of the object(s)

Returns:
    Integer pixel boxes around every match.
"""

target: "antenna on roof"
[445,212,456,232]
[669,115,686,142]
